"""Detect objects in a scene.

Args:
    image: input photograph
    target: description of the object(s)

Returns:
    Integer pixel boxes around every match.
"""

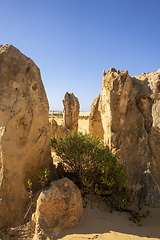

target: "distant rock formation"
[63,92,79,131]
[0,45,53,227]
[50,118,70,138]
[89,95,104,139]
[32,178,83,239]
[91,67,160,207]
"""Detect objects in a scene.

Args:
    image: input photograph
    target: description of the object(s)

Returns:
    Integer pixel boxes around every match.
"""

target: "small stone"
[32,178,83,239]
[50,118,70,138]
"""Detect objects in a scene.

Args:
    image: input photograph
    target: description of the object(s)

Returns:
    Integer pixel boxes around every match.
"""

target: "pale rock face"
[93,67,160,206]
[32,178,83,240]
[0,45,53,227]
[135,71,160,205]
[50,118,70,139]
[63,92,79,131]
[89,95,104,139]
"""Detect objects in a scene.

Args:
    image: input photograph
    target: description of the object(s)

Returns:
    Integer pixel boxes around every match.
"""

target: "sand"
[54,198,160,240]
[1,195,160,240]
[53,114,89,133]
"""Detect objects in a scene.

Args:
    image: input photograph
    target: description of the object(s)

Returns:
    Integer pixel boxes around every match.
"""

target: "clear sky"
[1,0,160,111]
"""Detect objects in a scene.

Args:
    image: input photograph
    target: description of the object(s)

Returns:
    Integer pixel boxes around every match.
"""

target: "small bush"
[38,167,50,188]
[78,115,89,120]
[51,131,130,208]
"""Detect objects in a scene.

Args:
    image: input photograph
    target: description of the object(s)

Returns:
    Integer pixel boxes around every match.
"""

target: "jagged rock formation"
[50,118,70,139]
[32,178,83,239]
[89,95,104,139]
[91,67,160,207]
[63,92,79,131]
[0,45,53,227]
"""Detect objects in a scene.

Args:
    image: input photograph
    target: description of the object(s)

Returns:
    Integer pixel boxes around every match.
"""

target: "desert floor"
[54,196,160,240]
[53,113,89,134]
[1,114,160,240]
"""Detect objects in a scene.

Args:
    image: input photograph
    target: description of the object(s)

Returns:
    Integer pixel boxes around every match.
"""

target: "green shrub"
[51,131,129,208]
[38,167,50,188]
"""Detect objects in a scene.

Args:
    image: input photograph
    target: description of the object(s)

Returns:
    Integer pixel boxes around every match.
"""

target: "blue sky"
[1,0,160,111]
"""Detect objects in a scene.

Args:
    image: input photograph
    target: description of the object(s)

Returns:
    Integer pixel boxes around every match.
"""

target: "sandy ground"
[1,194,160,240]
[1,115,160,239]
[54,197,160,240]
[53,115,89,133]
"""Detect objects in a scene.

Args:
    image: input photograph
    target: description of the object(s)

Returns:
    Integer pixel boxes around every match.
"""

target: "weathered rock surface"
[92,67,160,207]
[0,45,53,227]
[63,92,79,131]
[89,95,104,139]
[32,178,83,240]
[50,118,70,139]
